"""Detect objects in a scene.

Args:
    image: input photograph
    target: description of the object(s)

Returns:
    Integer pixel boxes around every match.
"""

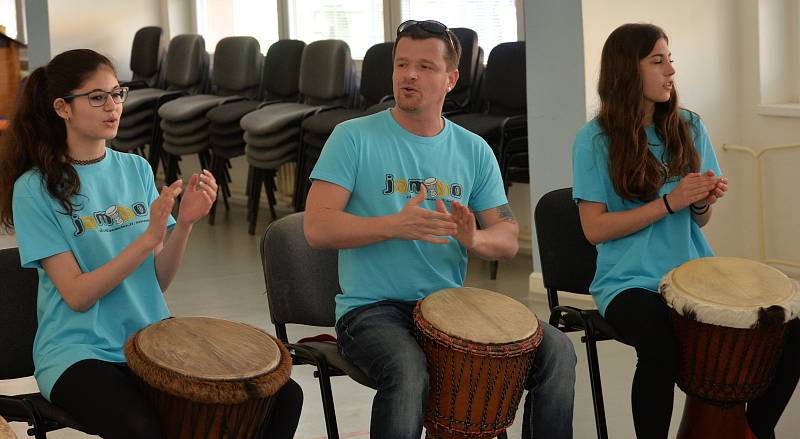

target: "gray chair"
[158,36,263,184]
[121,26,164,90]
[260,212,375,439]
[296,42,395,210]
[110,34,210,174]
[205,39,306,225]
[0,248,91,439]
[241,39,355,234]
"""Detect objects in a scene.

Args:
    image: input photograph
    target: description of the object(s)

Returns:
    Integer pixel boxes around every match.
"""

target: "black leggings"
[605,288,800,439]
[50,359,303,439]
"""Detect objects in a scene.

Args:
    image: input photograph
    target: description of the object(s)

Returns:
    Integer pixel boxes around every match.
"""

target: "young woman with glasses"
[0,49,302,438]
[572,23,798,438]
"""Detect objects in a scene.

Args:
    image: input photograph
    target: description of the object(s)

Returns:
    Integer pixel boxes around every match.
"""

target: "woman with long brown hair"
[572,23,797,438]
[0,49,302,438]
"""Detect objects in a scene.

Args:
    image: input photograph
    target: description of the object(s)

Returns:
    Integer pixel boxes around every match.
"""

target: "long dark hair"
[597,23,699,202]
[0,49,115,231]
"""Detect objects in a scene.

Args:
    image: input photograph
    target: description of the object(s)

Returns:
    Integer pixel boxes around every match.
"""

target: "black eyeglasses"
[397,20,456,51]
[62,87,129,107]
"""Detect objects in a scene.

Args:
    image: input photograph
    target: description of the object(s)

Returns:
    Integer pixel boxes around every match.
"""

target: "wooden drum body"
[124,317,292,439]
[660,257,800,439]
[414,287,542,439]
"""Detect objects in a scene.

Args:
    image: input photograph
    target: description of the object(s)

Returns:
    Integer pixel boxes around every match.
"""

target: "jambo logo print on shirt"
[72,202,149,236]
[383,174,463,200]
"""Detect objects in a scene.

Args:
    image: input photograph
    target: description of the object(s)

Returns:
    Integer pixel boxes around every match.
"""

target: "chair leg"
[208,154,220,226]
[248,168,263,235]
[264,170,277,221]
[316,366,341,439]
[583,324,610,439]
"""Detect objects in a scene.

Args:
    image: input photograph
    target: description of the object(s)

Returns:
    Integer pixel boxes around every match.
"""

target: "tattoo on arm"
[496,203,517,224]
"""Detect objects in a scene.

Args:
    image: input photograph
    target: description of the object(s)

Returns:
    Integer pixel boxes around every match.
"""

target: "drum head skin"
[135,317,279,380]
[125,317,291,404]
[660,257,800,328]
[420,287,538,344]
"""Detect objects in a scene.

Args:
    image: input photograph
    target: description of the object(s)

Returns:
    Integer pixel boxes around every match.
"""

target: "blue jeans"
[336,300,576,439]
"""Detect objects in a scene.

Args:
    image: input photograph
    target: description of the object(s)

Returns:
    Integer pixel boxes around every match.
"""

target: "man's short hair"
[393,24,461,71]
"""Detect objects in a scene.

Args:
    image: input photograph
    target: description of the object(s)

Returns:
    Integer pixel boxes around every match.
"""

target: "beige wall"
[47,0,163,80]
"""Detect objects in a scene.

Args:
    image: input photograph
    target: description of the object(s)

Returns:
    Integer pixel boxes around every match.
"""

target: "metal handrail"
[722,143,800,269]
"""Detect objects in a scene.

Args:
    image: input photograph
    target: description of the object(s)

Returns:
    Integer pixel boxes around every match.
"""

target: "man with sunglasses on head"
[304,20,576,439]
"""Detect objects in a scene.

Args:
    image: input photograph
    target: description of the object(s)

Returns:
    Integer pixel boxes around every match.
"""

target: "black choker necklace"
[69,150,106,166]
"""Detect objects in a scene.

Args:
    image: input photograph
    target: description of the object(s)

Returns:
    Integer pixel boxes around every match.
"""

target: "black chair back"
[534,188,597,295]
[0,247,38,380]
[262,39,306,102]
[359,42,394,108]
[261,212,339,331]
[484,41,526,116]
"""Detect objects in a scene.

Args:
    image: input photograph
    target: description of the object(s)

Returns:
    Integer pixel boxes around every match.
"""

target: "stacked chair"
[449,41,526,158]
[445,28,483,113]
[120,26,164,90]
[448,41,527,280]
[240,39,355,234]
[157,36,263,184]
[296,42,394,210]
[111,34,210,173]
[205,39,306,225]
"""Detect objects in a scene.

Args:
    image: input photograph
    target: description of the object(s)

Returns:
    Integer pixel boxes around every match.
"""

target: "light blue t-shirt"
[12,149,173,400]
[572,111,721,316]
[310,109,508,322]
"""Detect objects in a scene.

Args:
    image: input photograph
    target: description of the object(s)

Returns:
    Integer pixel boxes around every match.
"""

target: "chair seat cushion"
[207,100,261,124]
[21,393,89,432]
[160,118,209,136]
[211,144,245,159]
[243,128,299,149]
[158,95,233,122]
[119,107,154,128]
[246,146,296,170]
[163,140,209,156]
[210,133,245,149]
[116,122,152,140]
[240,103,319,135]
[124,88,170,113]
[448,113,507,138]
[294,341,376,389]
[163,129,208,146]
[245,142,297,162]
[301,108,363,135]
[110,133,150,151]
[209,122,244,137]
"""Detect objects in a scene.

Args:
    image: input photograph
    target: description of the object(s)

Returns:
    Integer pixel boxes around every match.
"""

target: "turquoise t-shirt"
[12,148,173,400]
[310,109,508,322]
[572,111,721,316]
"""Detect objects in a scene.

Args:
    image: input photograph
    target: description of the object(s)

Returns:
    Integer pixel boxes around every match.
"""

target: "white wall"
[47,0,163,80]
[734,0,800,273]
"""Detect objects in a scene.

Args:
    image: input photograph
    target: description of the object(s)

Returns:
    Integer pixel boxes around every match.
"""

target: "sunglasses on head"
[396,20,456,51]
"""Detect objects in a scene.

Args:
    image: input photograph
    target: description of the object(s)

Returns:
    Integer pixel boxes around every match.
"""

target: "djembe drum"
[414,287,542,439]
[660,257,800,439]
[124,317,292,439]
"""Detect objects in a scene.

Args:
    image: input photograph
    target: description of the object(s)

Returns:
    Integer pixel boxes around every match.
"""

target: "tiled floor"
[1,203,799,438]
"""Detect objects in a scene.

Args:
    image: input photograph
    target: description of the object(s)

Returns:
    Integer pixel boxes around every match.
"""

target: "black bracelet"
[691,203,710,215]
[662,194,675,214]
